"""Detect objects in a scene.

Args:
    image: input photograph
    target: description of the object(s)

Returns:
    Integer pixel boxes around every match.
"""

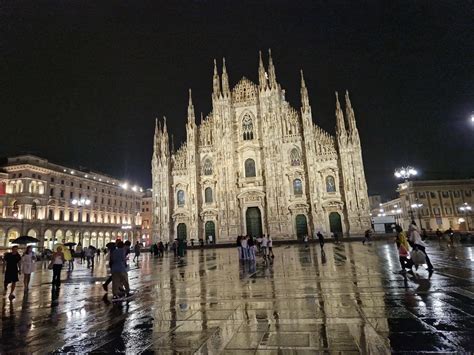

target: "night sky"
[1,1,473,198]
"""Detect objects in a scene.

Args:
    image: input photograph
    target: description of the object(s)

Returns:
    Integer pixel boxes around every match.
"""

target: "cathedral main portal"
[245,207,263,237]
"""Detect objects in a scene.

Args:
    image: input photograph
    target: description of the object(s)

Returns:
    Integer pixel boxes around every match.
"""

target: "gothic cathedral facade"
[152,51,370,243]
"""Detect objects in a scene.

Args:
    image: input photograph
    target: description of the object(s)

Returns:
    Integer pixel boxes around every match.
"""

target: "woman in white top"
[21,245,35,290]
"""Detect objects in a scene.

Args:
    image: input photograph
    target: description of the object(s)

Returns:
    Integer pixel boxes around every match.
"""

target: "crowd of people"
[236,235,274,261]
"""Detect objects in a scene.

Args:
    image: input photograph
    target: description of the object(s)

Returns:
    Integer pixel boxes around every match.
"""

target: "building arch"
[242,112,254,140]
[290,147,301,166]
[295,214,308,239]
[204,187,213,203]
[244,158,256,177]
[65,230,74,242]
[326,175,336,193]
[177,223,187,240]
[329,212,343,233]
[202,158,213,175]
[177,190,185,206]
[293,178,303,196]
[44,229,54,249]
[27,228,38,238]
[83,231,90,247]
[7,227,21,247]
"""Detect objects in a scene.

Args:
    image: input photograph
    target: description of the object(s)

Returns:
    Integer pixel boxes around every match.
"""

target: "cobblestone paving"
[1,240,473,353]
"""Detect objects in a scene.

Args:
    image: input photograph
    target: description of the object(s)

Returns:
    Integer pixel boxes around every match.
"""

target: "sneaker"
[102,284,108,292]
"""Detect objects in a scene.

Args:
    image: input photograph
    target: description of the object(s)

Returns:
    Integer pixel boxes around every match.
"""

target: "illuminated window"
[326,176,336,193]
[242,114,254,140]
[293,179,303,196]
[205,187,213,203]
[177,190,185,206]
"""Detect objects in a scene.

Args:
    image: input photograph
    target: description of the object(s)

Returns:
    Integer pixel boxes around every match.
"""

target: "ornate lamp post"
[394,166,418,181]
[459,203,472,231]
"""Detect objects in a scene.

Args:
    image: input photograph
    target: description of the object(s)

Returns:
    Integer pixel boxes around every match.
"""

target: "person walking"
[51,246,65,289]
[261,235,268,258]
[303,234,309,249]
[3,245,21,300]
[317,231,325,250]
[102,241,116,292]
[396,231,414,275]
[76,243,83,264]
[241,236,248,260]
[111,240,131,301]
[248,237,256,261]
[267,236,274,258]
[21,246,35,292]
[409,221,434,271]
[363,229,372,245]
[133,241,141,263]
[84,246,92,268]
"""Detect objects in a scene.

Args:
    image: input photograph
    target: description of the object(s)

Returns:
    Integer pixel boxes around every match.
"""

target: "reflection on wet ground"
[1,240,473,353]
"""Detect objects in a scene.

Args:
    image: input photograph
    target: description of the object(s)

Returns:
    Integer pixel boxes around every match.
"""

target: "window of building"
[442,191,449,198]
[69,211,73,221]
[326,176,336,193]
[18,173,22,177]
[32,173,36,178]
[417,192,426,198]
[48,209,54,220]
[453,191,460,197]
[38,175,41,180]
[101,197,104,204]
[59,210,64,221]
[51,177,55,183]
[79,184,82,188]
[293,179,303,196]
[70,191,73,199]
[203,159,213,175]
[60,190,64,198]
[86,213,90,222]
[177,190,185,206]
[245,159,256,177]
[445,207,452,214]
[242,114,254,140]
[71,182,74,187]
[50,188,54,197]
[290,148,301,166]
[205,187,213,203]
[465,190,472,197]
[430,192,436,198]
[61,180,64,185]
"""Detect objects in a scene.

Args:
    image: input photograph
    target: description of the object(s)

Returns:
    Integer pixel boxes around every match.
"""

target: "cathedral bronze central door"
[245,207,263,237]
[295,214,308,239]
[177,223,187,241]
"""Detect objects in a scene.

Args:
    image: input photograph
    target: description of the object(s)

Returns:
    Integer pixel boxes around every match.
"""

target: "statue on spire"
[187,88,195,125]
[267,49,277,89]
[258,50,267,90]
[344,90,357,133]
[300,69,310,111]
[212,59,221,98]
[335,91,347,137]
[221,57,230,97]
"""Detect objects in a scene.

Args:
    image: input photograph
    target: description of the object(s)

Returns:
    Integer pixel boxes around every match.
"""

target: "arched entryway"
[246,207,263,237]
[295,214,308,239]
[177,223,187,241]
[205,221,216,241]
[329,212,343,234]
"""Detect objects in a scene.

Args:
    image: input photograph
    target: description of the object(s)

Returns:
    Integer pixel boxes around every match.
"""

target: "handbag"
[48,261,54,270]
[410,249,426,265]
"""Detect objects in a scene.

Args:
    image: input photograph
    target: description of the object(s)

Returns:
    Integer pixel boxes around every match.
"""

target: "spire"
[200,112,204,124]
[300,69,310,111]
[221,58,230,97]
[163,115,167,134]
[268,49,277,89]
[345,90,357,133]
[212,59,221,98]
[258,50,267,89]
[335,91,346,136]
[171,134,175,153]
[153,117,161,158]
[187,88,195,125]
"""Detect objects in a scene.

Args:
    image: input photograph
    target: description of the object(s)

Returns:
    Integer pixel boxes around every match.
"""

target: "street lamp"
[410,202,423,227]
[459,202,472,231]
[394,166,418,181]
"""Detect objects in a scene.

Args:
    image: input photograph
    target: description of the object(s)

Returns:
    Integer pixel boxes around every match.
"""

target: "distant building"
[152,52,371,243]
[140,189,153,245]
[379,179,473,231]
[0,155,143,249]
[369,195,382,211]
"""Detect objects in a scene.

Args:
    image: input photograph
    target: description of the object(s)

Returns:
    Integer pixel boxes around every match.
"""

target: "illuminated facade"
[0,155,143,249]
[152,52,371,243]
[380,179,474,231]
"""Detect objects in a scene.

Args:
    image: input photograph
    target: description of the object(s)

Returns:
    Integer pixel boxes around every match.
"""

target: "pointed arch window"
[245,159,256,177]
[203,159,213,175]
[242,114,254,140]
[293,179,303,196]
[326,176,336,193]
[204,187,213,203]
[290,148,301,166]
[177,190,185,206]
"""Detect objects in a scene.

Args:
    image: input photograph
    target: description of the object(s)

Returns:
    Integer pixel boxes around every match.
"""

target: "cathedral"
[151,51,371,243]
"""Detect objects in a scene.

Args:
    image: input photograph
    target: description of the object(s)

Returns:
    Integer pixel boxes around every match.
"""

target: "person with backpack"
[3,245,21,300]
[409,221,434,271]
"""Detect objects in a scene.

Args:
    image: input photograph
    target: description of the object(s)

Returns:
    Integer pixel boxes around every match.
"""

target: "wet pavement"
[1,240,473,354]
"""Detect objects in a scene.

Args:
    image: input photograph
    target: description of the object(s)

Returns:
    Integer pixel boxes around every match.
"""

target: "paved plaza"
[1,240,473,353]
